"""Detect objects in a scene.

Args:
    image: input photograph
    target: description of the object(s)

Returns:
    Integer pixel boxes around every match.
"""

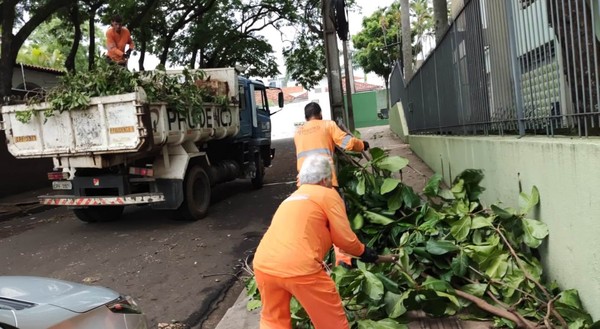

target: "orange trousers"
[254,269,349,329]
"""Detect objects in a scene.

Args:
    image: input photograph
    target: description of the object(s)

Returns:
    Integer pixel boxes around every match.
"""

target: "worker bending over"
[253,155,392,329]
[106,15,135,67]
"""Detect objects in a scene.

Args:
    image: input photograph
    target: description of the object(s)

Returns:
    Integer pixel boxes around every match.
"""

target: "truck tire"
[73,206,124,223]
[251,153,265,189]
[177,165,211,221]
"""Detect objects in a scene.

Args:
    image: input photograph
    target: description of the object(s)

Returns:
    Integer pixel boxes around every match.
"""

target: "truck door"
[251,83,271,141]
[238,82,252,138]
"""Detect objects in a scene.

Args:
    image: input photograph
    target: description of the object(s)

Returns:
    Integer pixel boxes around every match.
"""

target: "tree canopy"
[352,3,403,89]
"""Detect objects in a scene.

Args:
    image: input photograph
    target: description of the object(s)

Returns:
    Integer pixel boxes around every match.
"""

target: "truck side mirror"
[278,91,284,108]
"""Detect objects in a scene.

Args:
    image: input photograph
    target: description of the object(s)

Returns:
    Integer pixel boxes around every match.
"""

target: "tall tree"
[433,0,449,42]
[353,3,403,109]
[400,0,412,80]
[0,0,72,98]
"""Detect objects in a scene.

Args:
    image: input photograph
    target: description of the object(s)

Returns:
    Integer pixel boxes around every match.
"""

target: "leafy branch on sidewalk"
[246,147,597,329]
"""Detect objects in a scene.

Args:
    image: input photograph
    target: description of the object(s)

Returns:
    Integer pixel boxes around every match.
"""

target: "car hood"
[0,276,119,313]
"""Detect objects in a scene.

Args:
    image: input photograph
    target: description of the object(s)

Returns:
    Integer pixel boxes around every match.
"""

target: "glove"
[359,247,378,263]
[363,140,370,151]
[124,49,132,59]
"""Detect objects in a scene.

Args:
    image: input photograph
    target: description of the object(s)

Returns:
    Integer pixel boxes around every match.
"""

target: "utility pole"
[342,41,356,131]
[322,0,348,127]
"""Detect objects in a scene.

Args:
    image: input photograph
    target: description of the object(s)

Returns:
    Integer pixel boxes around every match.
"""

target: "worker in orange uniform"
[253,155,394,329]
[105,15,135,67]
[294,101,370,268]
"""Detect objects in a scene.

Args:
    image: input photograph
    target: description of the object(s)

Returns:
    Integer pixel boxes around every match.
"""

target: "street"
[0,138,298,328]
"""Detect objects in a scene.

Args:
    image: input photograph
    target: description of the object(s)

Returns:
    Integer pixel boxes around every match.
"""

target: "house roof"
[342,78,383,93]
[14,62,65,75]
[265,85,308,104]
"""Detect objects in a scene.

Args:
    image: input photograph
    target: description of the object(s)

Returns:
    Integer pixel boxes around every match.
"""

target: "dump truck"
[0,68,283,222]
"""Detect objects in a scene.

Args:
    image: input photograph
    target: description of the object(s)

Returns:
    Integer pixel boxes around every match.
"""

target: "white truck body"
[0,68,240,169]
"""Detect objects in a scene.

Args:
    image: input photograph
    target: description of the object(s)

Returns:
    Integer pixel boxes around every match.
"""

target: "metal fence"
[391,0,600,137]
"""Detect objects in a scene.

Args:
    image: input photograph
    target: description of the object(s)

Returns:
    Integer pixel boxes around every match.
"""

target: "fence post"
[505,0,526,136]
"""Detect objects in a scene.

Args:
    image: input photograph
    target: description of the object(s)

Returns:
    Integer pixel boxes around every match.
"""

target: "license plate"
[52,181,72,190]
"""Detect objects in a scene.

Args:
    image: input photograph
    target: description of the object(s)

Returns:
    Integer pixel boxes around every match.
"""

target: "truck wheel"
[73,206,124,223]
[177,165,211,221]
[251,153,265,189]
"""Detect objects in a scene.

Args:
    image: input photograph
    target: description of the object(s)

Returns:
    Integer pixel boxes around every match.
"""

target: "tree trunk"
[88,3,101,71]
[138,37,147,71]
[433,0,449,42]
[0,0,72,99]
[0,0,18,100]
[400,0,413,81]
[384,74,391,110]
[65,5,81,73]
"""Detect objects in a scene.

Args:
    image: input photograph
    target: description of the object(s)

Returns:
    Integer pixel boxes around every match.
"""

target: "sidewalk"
[214,126,491,329]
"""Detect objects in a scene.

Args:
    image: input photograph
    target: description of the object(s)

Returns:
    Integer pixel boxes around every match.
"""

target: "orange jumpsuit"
[294,119,365,267]
[253,184,365,329]
[106,27,134,63]
[294,119,364,187]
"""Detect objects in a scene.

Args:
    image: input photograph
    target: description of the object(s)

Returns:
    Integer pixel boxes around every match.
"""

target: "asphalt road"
[0,138,298,328]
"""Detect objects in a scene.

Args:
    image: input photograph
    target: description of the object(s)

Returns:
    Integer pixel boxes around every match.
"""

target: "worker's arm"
[322,190,365,257]
[126,29,135,51]
[327,121,364,152]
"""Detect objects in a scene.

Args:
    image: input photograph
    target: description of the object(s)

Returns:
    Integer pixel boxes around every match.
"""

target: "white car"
[0,276,148,329]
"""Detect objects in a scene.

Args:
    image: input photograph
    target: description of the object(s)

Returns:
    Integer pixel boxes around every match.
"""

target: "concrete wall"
[408,135,600,320]
[351,90,389,128]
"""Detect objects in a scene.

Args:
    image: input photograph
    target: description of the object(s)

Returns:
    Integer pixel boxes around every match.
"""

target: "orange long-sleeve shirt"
[106,27,134,63]
[253,184,365,278]
[294,120,364,187]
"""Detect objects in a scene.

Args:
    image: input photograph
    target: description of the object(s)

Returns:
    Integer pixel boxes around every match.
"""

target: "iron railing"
[391,0,600,137]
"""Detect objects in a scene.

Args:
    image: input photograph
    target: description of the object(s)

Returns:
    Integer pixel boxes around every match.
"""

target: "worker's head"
[298,155,332,188]
[304,102,323,121]
[111,15,123,32]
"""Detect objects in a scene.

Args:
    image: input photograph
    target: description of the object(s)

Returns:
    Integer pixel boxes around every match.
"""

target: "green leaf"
[384,291,409,318]
[247,299,262,311]
[375,156,409,172]
[376,273,401,294]
[362,270,385,301]
[471,216,493,229]
[519,186,540,214]
[387,189,404,211]
[351,213,365,230]
[451,251,468,276]
[491,204,515,219]
[450,215,472,242]
[364,211,395,226]
[435,291,461,307]
[357,319,408,329]
[369,147,386,160]
[426,240,460,255]
[522,218,549,248]
[381,178,401,194]
[422,277,452,292]
[460,283,487,297]
[485,253,509,278]
[451,179,465,199]
[357,176,366,195]
[424,173,442,197]
[401,185,421,208]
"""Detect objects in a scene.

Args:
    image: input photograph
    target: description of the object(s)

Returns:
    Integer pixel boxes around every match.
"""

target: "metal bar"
[549,0,562,134]
[566,0,582,135]
[582,0,595,129]
[506,0,526,136]
[574,0,589,136]
[535,0,550,133]
[592,0,600,129]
